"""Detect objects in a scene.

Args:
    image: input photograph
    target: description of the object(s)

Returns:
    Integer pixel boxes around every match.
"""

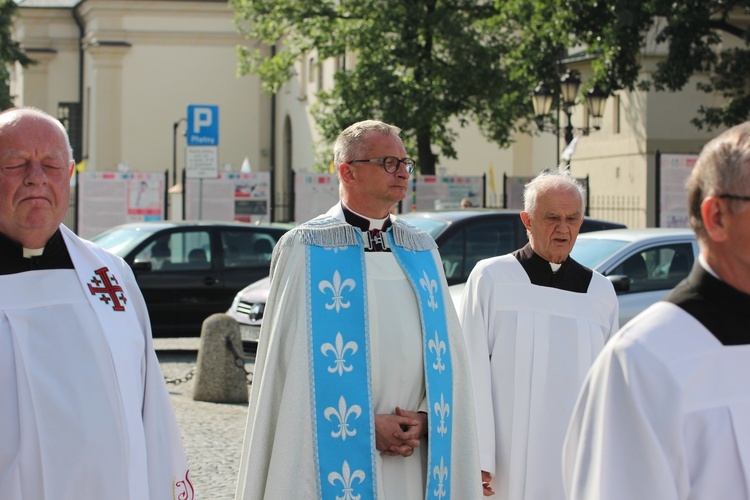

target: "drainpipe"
[72,1,85,157]
[269,43,276,222]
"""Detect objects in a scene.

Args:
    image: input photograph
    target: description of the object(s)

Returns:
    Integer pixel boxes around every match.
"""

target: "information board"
[185,172,270,222]
[659,154,698,228]
[78,171,166,239]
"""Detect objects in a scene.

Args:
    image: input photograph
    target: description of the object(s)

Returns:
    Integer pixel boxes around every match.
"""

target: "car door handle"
[203,276,219,286]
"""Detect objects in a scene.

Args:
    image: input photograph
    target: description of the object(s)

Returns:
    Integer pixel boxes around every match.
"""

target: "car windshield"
[570,238,630,269]
[90,226,159,257]
[400,216,449,238]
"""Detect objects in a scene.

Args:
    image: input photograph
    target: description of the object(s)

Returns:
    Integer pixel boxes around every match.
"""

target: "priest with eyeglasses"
[235,120,483,499]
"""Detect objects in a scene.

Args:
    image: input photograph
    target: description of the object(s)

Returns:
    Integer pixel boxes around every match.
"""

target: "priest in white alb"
[458,168,619,499]
[564,121,750,500]
[235,120,483,499]
[0,107,192,499]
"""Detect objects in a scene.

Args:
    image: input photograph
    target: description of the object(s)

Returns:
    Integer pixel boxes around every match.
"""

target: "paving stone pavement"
[156,340,254,500]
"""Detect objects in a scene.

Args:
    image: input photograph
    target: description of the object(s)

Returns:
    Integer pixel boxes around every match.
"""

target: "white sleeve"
[458,263,497,475]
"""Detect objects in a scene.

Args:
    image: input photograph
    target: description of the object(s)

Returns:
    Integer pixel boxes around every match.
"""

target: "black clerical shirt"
[0,229,74,275]
[513,243,593,293]
[667,264,750,346]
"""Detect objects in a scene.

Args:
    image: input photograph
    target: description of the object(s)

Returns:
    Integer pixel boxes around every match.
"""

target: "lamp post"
[532,69,608,165]
[172,118,186,186]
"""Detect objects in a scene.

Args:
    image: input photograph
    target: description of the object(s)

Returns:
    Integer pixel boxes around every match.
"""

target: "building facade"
[12,0,728,227]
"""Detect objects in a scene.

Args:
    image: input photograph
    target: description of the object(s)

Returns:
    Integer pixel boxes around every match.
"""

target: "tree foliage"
[231,0,548,174]
[0,0,33,111]
[564,0,750,130]
[231,0,750,174]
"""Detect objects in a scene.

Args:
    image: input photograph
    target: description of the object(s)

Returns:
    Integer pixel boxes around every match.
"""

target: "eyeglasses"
[349,156,416,174]
[718,194,750,202]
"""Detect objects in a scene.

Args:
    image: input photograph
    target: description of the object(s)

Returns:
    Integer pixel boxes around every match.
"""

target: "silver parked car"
[450,228,698,327]
[228,210,625,347]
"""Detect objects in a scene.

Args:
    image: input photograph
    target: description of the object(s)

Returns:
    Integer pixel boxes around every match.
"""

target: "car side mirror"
[131,261,153,272]
[607,274,631,293]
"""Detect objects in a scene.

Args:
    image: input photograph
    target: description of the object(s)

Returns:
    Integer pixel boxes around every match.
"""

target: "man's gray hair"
[0,106,74,163]
[687,121,750,240]
[333,120,402,175]
[523,167,586,215]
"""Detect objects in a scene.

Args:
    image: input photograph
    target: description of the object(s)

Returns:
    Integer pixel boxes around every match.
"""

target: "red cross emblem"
[87,267,127,311]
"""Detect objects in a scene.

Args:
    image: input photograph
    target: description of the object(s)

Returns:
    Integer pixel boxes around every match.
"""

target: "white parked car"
[449,228,698,327]
[226,276,270,346]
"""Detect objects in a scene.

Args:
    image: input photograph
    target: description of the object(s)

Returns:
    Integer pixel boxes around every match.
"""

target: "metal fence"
[588,194,646,229]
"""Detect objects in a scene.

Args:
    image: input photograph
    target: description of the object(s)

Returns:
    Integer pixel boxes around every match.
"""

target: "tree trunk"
[416,129,436,176]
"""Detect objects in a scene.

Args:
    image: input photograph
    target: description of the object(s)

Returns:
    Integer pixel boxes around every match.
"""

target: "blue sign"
[187,105,219,146]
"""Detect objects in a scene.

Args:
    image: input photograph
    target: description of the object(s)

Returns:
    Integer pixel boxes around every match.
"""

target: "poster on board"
[659,154,698,228]
[404,175,484,212]
[294,173,339,222]
[185,172,270,222]
[78,171,166,239]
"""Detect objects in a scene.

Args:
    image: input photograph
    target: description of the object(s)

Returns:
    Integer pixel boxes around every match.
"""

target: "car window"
[570,238,630,269]
[400,216,449,238]
[134,230,211,271]
[440,219,516,283]
[90,226,156,256]
[609,242,694,294]
[221,229,279,269]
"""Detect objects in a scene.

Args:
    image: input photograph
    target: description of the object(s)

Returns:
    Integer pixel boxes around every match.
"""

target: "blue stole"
[307,228,454,499]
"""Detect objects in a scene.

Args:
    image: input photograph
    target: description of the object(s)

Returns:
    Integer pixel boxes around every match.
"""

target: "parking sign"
[187,105,219,146]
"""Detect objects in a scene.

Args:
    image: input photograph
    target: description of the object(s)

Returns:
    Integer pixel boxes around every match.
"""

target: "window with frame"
[221,229,279,269]
[610,242,694,293]
[134,230,211,271]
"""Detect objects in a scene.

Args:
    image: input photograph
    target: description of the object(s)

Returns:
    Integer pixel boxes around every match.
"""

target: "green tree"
[0,0,33,110]
[232,0,549,175]
[563,0,750,130]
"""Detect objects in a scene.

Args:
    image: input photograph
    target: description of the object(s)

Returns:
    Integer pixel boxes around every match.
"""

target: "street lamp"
[172,118,186,186]
[532,69,608,151]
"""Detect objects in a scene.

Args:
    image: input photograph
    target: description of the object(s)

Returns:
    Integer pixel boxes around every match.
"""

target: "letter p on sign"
[186,105,219,146]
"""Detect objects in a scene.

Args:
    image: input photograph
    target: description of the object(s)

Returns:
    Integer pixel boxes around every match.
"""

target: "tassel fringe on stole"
[276,216,437,252]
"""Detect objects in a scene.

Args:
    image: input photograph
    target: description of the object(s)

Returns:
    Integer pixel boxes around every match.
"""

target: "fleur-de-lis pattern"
[389,245,455,499]
[322,332,358,375]
[434,393,451,436]
[310,244,375,499]
[308,230,453,500]
[428,330,446,373]
[328,461,366,500]
[432,456,449,499]
[319,270,357,312]
[325,246,349,253]
[419,270,440,311]
[324,396,362,441]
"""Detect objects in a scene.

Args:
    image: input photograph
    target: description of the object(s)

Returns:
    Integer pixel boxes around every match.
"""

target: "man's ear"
[338,162,355,185]
[701,196,730,243]
[520,211,532,230]
[68,161,76,179]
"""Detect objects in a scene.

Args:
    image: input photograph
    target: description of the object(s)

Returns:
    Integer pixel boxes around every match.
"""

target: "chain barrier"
[164,366,196,385]
[226,336,254,385]
[163,336,254,386]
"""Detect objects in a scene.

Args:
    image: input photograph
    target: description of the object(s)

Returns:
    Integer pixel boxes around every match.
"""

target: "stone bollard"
[192,313,249,404]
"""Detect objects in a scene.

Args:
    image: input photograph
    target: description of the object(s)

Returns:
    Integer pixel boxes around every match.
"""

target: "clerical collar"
[341,203,392,232]
[0,228,75,275]
[513,243,592,293]
[341,204,392,252]
[698,253,719,279]
[23,247,44,258]
[667,263,750,345]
